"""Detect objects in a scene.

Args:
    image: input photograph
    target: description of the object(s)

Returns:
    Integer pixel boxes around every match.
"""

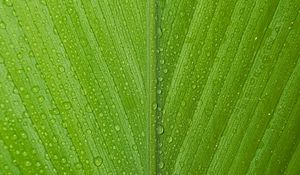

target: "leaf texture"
[0,0,299,174]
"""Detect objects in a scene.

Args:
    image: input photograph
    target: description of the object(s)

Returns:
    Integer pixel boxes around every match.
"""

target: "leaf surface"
[0,0,299,174]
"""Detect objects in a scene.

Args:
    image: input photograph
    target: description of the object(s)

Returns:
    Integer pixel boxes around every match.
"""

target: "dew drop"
[93,156,103,167]
[3,0,13,7]
[158,27,162,37]
[75,162,82,169]
[115,125,120,131]
[0,21,6,29]
[152,103,157,110]
[38,96,45,103]
[157,125,164,135]
[132,145,137,150]
[16,52,23,59]
[58,65,65,72]
[167,136,173,143]
[31,85,40,93]
[50,108,60,115]
[63,101,71,110]
[159,161,164,169]
[25,161,32,167]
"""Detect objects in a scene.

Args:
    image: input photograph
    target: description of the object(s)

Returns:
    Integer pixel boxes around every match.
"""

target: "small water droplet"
[115,125,120,131]
[159,161,164,169]
[53,27,58,34]
[63,101,71,110]
[38,96,45,103]
[75,162,82,169]
[167,136,173,143]
[93,156,103,167]
[0,21,6,29]
[87,129,92,134]
[58,65,65,72]
[50,108,60,115]
[157,125,164,135]
[31,85,40,93]
[158,27,162,37]
[157,89,162,94]
[152,103,157,110]
[3,0,13,7]
[25,161,31,167]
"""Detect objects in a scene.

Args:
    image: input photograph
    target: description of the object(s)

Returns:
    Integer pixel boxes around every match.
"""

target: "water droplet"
[0,21,6,29]
[115,125,120,131]
[3,0,13,7]
[152,103,157,110]
[157,125,164,135]
[167,136,173,143]
[158,27,162,37]
[63,101,71,110]
[35,161,41,167]
[93,156,103,167]
[50,108,60,115]
[29,50,34,57]
[53,27,58,34]
[31,85,40,93]
[157,89,162,94]
[16,52,23,60]
[159,161,164,169]
[58,65,65,72]
[132,145,138,150]
[25,161,31,166]
[75,162,82,169]
[38,96,45,103]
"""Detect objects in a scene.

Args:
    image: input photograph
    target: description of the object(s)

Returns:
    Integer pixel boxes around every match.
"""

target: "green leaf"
[0,0,299,174]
